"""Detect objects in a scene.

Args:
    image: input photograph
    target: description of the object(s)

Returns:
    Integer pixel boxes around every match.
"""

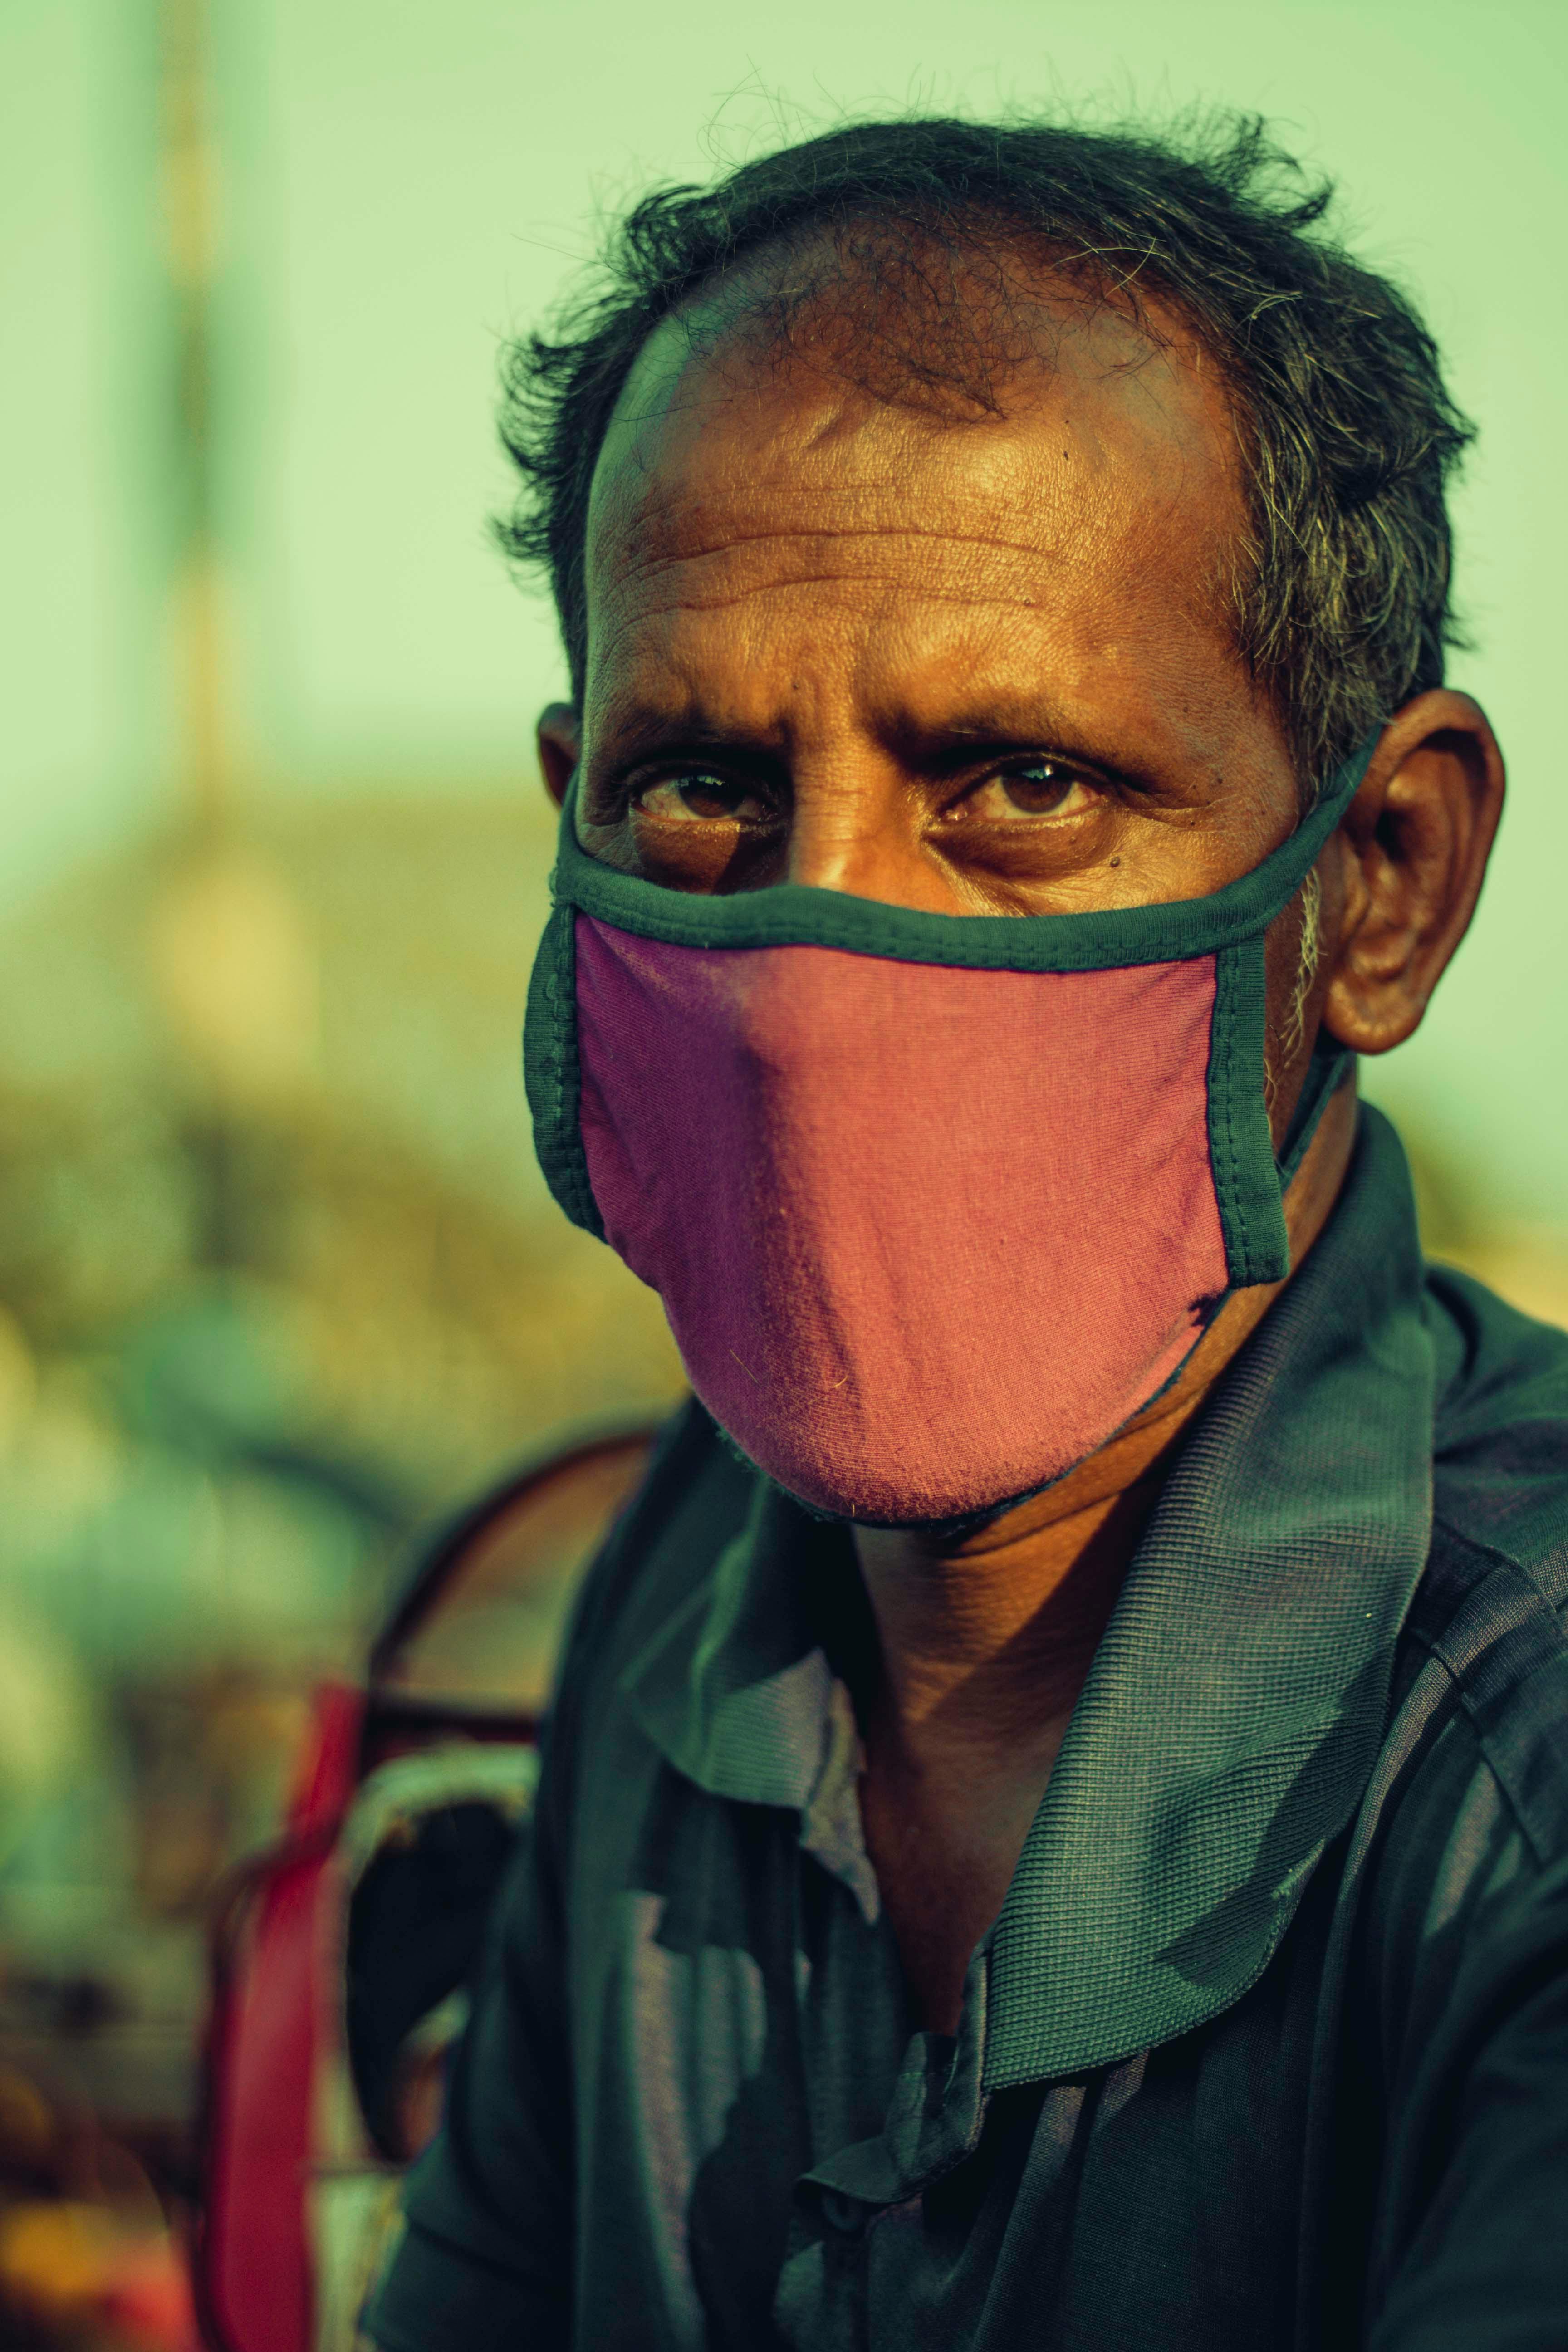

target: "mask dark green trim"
[549,736,1374,971]
[523,897,605,1240]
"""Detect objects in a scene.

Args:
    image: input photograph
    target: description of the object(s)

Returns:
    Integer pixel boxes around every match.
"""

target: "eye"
[630,771,773,826]
[957,760,1096,821]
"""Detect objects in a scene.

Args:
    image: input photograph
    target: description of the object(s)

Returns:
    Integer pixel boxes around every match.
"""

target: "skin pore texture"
[536,269,1505,2035]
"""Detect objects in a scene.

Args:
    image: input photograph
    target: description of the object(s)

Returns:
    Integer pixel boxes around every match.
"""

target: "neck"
[854,1464,1167,1786]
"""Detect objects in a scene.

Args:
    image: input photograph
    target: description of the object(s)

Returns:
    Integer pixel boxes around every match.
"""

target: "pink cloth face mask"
[525,750,1367,1525]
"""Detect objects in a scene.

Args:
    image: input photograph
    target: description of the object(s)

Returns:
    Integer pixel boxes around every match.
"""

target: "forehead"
[582,279,1250,727]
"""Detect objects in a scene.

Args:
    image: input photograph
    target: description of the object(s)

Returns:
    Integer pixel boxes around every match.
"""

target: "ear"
[536,703,580,809]
[1320,689,1504,1056]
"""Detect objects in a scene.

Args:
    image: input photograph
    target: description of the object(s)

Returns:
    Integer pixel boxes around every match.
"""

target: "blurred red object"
[190,1423,659,2352]
[196,1681,363,2352]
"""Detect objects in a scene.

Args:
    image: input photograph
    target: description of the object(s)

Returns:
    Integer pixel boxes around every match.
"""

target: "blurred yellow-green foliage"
[0,798,686,2254]
[1,0,1566,2284]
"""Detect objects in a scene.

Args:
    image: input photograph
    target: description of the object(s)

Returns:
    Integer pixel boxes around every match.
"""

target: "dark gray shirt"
[370,1107,1568,2349]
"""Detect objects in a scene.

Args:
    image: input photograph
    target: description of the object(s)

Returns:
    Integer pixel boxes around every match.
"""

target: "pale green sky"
[3,0,1565,1215]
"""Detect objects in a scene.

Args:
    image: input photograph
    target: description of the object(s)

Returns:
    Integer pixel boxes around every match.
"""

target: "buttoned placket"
[775,1668,997,2345]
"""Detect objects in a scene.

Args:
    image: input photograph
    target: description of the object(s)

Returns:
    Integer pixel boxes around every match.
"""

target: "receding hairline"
[607,215,1229,435]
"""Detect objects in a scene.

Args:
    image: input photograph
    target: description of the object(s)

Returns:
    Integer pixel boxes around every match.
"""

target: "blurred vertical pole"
[156,0,238,1266]
[159,0,227,834]
[146,0,318,1279]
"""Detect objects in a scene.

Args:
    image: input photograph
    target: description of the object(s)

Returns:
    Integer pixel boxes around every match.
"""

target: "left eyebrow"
[875,696,1136,775]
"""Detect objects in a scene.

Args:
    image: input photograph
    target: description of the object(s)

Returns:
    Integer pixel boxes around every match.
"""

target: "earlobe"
[1321,691,1504,1056]
[537,703,581,809]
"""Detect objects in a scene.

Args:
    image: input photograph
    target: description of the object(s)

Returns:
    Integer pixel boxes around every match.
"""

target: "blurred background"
[1,0,1565,2339]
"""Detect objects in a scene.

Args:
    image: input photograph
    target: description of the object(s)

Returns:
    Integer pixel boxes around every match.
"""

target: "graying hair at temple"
[495,112,1475,800]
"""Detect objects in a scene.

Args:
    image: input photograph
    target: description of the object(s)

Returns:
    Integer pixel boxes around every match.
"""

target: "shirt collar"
[622,1103,1436,2083]
[620,1474,841,1810]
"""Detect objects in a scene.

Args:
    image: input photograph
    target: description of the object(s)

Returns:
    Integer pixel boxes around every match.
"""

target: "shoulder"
[1324,1268,1568,2351]
[1419,1264,1568,1854]
[1426,1262,1568,1586]
[1358,1280,1568,1991]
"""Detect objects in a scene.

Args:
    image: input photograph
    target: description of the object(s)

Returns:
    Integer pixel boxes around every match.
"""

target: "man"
[369,116,1568,2349]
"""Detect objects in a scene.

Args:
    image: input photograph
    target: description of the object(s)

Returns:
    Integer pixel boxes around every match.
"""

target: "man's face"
[569,284,1303,925]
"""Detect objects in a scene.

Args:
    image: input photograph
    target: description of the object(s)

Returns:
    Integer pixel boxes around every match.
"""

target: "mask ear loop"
[1275,1038,1356,1198]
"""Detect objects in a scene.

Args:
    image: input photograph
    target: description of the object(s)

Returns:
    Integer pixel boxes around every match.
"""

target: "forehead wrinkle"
[585,571,1091,695]
[599,555,1084,628]
[589,486,1125,657]
[589,432,1224,644]
[595,456,1079,550]
[584,511,1219,692]
[604,517,1108,589]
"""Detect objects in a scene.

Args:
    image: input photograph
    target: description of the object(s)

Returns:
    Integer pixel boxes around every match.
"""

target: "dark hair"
[495,113,1474,792]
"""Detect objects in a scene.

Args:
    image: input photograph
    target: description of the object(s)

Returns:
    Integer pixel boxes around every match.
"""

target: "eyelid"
[941,753,1107,813]
[627,762,784,823]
